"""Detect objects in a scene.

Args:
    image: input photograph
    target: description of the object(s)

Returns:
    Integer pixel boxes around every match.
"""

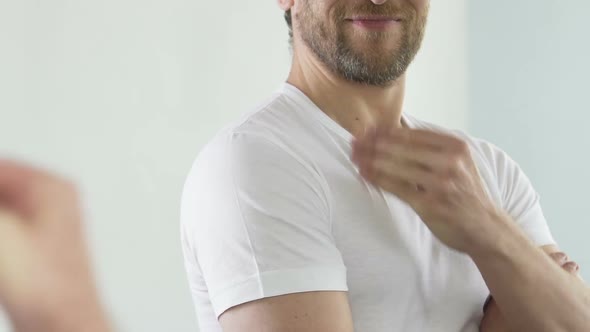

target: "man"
[0,5,585,332]
[180,0,590,331]
[0,158,581,332]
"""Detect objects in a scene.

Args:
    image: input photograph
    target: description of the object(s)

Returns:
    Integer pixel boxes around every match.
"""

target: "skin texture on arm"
[219,291,355,332]
[480,245,584,332]
[470,216,590,332]
[540,245,584,278]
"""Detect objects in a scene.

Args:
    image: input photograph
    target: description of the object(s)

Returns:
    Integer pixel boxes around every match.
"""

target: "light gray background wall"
[468,1,590,280]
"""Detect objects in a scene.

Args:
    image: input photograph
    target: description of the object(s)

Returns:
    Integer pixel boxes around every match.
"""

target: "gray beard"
[299,14,425,87]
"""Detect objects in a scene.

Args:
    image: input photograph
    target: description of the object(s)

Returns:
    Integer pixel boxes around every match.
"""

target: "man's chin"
[345,56,396,74]
[339,71,399,87]
[347,36,400,49]
[346,43,402,63]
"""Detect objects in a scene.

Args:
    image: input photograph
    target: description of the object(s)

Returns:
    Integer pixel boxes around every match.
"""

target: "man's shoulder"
[208,90,308,147]
[186,92,314,179]
[407,114,511,172]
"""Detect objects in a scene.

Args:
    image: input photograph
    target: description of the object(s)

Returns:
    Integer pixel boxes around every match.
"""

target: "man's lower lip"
[350,20,400,29]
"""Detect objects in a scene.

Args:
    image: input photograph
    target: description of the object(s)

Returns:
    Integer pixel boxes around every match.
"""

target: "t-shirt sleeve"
[483,142,556,246]
[180,132,348,318]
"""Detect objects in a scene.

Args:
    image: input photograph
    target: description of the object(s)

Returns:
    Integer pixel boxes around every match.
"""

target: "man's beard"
[296,2,428,87]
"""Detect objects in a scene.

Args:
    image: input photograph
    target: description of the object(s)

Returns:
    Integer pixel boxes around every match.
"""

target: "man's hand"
[351,126,590,331]
[480,251,583,332]
[0,160,111,332]
[351,126,499,253]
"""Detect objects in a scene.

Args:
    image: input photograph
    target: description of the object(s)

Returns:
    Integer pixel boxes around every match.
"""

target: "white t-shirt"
[180,83,555,332]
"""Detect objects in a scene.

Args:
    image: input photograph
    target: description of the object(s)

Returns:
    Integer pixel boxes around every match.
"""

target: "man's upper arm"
[219,291,355,332]
[480,142,556,247]
[181,132,349,327]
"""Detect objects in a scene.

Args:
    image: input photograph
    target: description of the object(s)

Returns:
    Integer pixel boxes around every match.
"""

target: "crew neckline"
[277,82,416,143]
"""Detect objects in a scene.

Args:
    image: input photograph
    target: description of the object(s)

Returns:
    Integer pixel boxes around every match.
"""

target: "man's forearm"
[469,211,590,332]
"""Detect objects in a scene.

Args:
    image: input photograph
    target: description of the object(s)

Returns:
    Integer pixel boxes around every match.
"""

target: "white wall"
[468,0,590,280]
[406,0,469,130]
[0,1,468,331]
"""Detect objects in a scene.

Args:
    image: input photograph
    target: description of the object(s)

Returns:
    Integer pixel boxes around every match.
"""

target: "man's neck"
[286,48,406,138]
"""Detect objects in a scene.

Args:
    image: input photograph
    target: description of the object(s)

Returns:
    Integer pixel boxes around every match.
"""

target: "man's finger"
[382,128,463,153]
[548,252,569,265]
[372,157,433,192]
[563,261,580,274]
[374,137,448,174]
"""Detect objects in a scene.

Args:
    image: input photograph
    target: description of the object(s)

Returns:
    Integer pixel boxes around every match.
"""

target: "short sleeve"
[180,132,348,318]
[479,141,555,246]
